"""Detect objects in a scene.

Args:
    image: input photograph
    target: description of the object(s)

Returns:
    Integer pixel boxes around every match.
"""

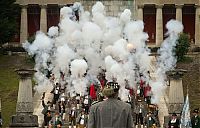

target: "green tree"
[176,33,190,62]
[0,0,20,46]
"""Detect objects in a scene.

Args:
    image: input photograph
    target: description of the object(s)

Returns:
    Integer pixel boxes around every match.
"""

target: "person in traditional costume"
[69,104,78,128]
[168,113,180,128]
[49,112,62,128]
[77,110,88,128]
[191,108,200,128]
[145,111,156,128]
[135,100,146,126]
[88,82,133,128]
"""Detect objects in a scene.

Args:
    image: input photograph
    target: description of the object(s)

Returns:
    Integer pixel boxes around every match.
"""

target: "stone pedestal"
[10,69,38,127]
[166,69,187,114]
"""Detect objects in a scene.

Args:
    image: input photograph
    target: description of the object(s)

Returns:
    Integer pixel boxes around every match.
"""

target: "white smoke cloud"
[120,9,131,25]
[105,39,129,61]
[22,2,183,103]
[60,6,73,19]
[72,78,88,96]
[82,22,103,45]
[92,1,105,15]
[48,26,59,37]
[52,44,75,78]
[151,19,183,104]
[23,31,53,55]
[70,59,88,78]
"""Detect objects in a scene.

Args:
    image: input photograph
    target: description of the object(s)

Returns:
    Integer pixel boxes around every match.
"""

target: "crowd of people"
[41,72,104,128]
[40,70,160,128]
[40,71,200,128]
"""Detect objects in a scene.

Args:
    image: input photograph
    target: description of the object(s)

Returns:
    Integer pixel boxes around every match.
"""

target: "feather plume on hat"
[102,82,119,97]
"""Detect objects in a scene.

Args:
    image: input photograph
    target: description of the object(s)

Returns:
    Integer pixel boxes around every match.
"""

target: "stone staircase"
[149,55,169,128]
[32,55,170,128]
[33,89,53,127]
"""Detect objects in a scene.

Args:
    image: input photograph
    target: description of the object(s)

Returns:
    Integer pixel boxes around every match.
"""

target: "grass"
[177,55,200,111]
[178,56,193,63]
[0,68,18,127]
[0,54,34,127]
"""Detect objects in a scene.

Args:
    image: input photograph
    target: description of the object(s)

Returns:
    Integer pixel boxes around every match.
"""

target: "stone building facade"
[15,0,200,47]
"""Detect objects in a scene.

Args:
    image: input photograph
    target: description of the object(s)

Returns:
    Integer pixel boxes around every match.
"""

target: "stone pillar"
[195,5,200,46]
[156,5,163,47]
[20,5,28,44]
[40,5,47,33]
[132,0,137,20]
[137,5,143,20]
[10,69,38,127]
[59,5,65,21]
[166,69,186,114]
[176,5,183,22]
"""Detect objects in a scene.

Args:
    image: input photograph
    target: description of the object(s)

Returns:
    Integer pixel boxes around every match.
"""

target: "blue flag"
[181,94,191,128]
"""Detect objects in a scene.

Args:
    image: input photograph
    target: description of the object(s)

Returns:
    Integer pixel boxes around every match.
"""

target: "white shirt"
[148,117,152,121]
[84,99,88,104]
[48,106,51,110]
[80,115,85,124]
[76,96,80,100]
[72,111,75,117]
[139,108,142,113]
[171,118,177,123]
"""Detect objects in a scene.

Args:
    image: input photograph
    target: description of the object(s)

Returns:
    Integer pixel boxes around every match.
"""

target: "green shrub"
[176,33,190,62]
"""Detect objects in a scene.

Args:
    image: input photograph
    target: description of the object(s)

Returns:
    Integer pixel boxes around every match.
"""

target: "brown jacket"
[88,98,133,128]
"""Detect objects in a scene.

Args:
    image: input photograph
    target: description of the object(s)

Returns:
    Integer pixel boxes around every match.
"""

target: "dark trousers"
[136,113,143,125]
[69,116,76,126]
[140,88,144,97]
[145,96,151,105]
[53,94,59,104]
[84,105,89,114]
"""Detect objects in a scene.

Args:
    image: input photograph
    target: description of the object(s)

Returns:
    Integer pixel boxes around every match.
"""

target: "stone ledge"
[10,114,38,127]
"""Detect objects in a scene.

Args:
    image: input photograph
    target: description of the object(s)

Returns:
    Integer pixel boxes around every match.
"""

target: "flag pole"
[186,84,189,96]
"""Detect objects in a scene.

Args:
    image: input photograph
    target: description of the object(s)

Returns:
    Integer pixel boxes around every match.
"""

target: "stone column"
[20,5,28,44]
[10,69,38,127]
[137,5,143,20]
[156,5,163,47]
[59,5,65,21]
[176,5,183,22]
[166,69,186,114]
[132,0,137,20]
[195,5,200,46]
[40,5,47,33]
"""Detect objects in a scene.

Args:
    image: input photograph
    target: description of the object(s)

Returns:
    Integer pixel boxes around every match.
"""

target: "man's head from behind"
[102,82,120,98]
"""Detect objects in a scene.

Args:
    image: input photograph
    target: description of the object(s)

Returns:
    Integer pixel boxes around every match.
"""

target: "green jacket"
[191,115,200,128]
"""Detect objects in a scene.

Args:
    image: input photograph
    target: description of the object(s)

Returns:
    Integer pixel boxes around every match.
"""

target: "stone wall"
[80,0,135,17]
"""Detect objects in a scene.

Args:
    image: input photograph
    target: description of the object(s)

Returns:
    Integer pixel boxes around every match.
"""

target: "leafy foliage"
[0,0,20,45]
[176,33,190,62]
[27,35,36,44]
